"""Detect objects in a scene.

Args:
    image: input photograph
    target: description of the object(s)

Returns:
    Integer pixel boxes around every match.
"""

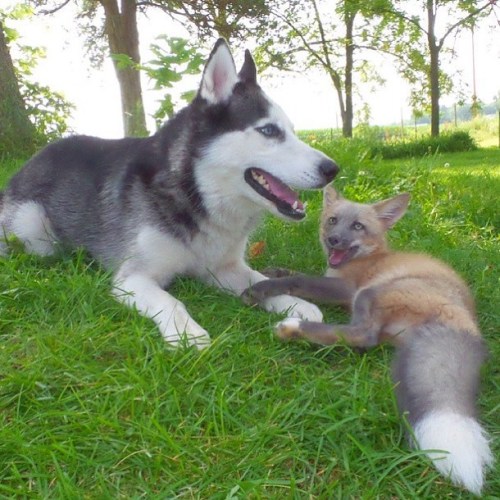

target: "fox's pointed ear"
[238,49,257,84]
[199,38,238,104]
[323,184,340,208]
[373,193,410,229]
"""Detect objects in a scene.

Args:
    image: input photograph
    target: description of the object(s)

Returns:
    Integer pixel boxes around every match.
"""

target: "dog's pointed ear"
[372,193,410,229]
[238,49,257,84]
[323,184,340,208]
[199,38,238,105]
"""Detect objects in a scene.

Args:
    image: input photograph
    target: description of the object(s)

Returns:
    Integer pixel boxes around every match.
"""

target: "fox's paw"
[240,284,263,306]
[275,317,303,340]
[241,277,291,306]
[262,267,295,278]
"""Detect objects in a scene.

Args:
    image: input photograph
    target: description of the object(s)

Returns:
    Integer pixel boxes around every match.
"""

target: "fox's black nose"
[319,159,339,183]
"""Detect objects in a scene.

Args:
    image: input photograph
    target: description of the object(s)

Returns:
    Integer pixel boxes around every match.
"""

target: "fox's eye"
[352,221,364,231]
[328,216,337,225]
[256,123,282,138]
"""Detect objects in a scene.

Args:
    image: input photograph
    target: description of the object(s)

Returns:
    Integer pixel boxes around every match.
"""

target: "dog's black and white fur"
[0,39,338,348]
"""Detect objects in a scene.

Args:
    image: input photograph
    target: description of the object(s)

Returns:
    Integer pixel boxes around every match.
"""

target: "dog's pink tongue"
[329,249,349,267]
[266,175,303,209]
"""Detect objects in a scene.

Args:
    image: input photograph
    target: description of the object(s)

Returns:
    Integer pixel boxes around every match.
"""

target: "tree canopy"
[381,0,499,136]
[0,18,37,155]
[3,0,498,145]
[0,5,73,155]
[28,0,269,136]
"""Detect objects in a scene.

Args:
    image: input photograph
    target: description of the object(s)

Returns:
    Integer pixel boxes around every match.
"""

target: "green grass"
[0,148,499,498]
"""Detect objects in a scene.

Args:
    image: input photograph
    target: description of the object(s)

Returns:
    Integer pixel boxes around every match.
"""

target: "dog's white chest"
[188,222,251,273]
[132,223,249,284]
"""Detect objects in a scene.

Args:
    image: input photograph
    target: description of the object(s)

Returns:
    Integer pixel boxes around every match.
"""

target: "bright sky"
[6,2,500,138]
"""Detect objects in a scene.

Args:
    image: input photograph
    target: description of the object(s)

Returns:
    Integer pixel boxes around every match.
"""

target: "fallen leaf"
[249,241,266,259]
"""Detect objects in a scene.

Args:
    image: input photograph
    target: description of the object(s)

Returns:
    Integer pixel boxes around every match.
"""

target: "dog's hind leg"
[112,273,211,349]
[2,201,58,256]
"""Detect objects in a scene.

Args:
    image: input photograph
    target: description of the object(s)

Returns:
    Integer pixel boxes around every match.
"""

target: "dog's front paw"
[161,321,211,350]
[288,298,323,322]
[163,330,211,350]
[264,295,323,322]
[275,317,303,340]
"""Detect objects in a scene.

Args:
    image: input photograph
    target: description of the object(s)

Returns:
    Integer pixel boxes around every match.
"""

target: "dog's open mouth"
[328,246,359,268]
[244,168,305,220]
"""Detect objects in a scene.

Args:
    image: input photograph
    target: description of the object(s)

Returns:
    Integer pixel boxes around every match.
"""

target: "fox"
[242,185,493,495]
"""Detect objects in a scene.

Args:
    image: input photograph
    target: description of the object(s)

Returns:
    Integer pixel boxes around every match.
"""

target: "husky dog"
[242,186,492,495]
[0,39,338,348]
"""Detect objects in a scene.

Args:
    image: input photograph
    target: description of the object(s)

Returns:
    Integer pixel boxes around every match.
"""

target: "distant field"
[0,147,498,498]
[298,114,499,148]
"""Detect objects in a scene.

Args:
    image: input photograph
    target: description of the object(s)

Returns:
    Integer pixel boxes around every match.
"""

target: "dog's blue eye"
[328,216,337,225]
[352,221,364,231]
[256,124,281,138]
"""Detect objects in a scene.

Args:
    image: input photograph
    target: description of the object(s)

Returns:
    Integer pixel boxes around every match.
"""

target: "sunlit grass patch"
[0,148,498,497]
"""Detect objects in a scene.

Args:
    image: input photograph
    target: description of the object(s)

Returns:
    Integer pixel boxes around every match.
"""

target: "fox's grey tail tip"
[393,322,492,494]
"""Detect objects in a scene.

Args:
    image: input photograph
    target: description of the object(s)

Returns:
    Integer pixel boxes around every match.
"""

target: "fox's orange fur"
[318,188,480,344]
[242,186,492,495]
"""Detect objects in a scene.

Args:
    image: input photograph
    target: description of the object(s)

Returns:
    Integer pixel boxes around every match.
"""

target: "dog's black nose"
[328,236,339,247]
[319,159,339,183]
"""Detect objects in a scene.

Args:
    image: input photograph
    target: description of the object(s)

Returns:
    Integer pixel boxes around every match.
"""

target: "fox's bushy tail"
[393,323,493,495]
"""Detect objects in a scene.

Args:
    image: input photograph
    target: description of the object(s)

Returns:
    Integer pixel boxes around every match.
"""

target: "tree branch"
[437,1,495,51]
[39,0,71,15]
[267,4,329,69]
[379,7,427,36]
[311,0,333,71]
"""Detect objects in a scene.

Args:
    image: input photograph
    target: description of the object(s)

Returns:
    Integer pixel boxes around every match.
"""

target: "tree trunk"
[100,0,147,137]
[427,0,440,137]
[0,20,37,155]
[329,70,346,136]
[343,10,356,138]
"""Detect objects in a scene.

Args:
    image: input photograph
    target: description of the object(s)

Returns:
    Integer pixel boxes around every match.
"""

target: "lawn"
[0,148,498,498]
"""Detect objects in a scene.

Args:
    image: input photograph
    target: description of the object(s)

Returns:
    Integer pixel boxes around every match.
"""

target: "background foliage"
[0,4,73,154]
